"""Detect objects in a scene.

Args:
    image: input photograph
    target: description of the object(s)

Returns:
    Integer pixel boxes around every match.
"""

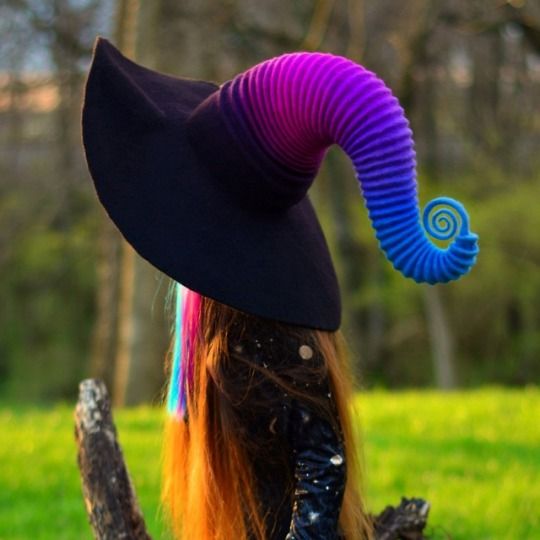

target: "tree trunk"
[323,150,370,375]
[110,0,171,406]
[89,214,122,391]
[423,285,457,389]
[114,247,170,406]
[75,379,151,539]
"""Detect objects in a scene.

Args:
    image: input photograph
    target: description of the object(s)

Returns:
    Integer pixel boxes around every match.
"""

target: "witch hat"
[82,38,478,331]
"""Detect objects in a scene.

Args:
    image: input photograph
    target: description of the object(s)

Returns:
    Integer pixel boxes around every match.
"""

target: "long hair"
[162,284,373,540]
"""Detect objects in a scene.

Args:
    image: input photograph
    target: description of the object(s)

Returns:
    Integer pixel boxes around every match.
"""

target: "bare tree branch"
[75,379,152,540]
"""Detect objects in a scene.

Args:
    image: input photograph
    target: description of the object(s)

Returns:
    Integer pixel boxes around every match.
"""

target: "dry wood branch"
[75,378,430,539]
[372,497,430,540]
[75,379,151,540]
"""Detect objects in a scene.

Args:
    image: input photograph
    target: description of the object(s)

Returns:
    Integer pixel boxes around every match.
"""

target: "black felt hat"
[82,38,342,330]
[82,38,479,331]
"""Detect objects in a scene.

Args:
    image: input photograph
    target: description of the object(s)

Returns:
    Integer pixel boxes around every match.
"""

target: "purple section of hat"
[218,52,478,284]
[223,52,416,188]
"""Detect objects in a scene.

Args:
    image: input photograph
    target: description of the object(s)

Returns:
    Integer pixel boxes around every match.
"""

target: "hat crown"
[186,52,412,211]
[188,52,415,209]
[188,51,478,282]
[187,54,368,210]
[186,86,314,212]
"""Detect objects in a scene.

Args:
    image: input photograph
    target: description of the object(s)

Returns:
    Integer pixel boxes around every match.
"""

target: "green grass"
[1,387,538,539]
[358,387,540,539]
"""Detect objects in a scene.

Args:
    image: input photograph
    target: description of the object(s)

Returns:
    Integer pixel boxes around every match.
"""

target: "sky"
[0,0,114,73]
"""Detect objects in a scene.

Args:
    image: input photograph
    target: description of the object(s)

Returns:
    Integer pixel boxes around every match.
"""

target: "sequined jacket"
[225,321,347,540]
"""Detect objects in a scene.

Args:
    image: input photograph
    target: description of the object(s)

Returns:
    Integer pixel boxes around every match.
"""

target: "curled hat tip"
[422,197,476,241]
[418,196,479,283]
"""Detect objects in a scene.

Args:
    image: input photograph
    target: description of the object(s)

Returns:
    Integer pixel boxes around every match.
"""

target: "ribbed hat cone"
[219,52,479,284]
[83,39,479,333]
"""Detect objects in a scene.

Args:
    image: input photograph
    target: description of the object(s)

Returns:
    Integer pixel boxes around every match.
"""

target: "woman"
[82,38,478,539]
[163,285,371,539]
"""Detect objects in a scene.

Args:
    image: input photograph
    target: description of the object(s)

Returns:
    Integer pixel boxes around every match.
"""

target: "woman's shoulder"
[225,319,340,431]
[228,319,325,373]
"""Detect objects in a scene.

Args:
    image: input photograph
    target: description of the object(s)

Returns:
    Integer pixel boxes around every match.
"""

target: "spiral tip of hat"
[374,196,479,285]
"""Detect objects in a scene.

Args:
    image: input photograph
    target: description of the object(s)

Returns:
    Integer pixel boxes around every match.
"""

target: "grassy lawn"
[1,387,538,539]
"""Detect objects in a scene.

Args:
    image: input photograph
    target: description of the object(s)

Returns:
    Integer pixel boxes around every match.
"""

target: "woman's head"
[162,284,373,539]
[168,283,338,424]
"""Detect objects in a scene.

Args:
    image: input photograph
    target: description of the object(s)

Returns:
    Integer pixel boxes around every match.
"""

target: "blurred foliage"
[1,0,539,401]
[0,388,538,538]
[447,175,540,385]
[0,189,98,401]
[3,165,538,399]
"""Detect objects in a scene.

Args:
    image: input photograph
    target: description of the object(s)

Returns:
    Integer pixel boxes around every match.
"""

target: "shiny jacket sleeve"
[285,385,346,539]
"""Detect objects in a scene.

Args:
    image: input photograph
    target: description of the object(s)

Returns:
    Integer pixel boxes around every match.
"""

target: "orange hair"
[162,294,373,539]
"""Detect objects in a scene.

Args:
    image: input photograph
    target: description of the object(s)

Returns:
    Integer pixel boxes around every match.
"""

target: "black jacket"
[225,321,347,539]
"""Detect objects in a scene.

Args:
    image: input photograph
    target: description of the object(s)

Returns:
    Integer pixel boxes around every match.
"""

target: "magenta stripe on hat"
[218,52,478,284]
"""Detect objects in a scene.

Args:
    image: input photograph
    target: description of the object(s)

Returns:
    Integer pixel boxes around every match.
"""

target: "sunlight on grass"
[356,387,540,539]
[1,387,538,539]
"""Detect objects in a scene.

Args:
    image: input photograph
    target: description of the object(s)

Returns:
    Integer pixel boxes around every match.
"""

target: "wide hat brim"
[82,38,341,331]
